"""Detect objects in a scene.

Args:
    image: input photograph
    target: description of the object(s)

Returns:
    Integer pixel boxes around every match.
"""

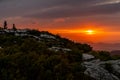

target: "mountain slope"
[0,29,94,80]
[0,29,119,80]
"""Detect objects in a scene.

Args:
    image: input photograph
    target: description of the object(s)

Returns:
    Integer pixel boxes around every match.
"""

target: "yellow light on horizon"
[85,30,95,35]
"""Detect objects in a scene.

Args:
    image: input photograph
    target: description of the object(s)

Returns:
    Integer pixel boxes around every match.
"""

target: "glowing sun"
[85,30,95,35]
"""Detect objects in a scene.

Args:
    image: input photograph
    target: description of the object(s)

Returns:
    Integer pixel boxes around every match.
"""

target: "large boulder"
[82,60,120,80]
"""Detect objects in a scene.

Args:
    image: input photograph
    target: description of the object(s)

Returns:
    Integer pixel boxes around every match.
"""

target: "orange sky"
[41,27,120,43]
[0,0,120,44]
[0,18,120,43]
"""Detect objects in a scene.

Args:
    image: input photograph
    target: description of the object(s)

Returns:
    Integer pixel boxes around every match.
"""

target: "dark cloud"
[0,0,120,28]
[0,0,118,19]
[24,2,120,19]
[0,0,9,2]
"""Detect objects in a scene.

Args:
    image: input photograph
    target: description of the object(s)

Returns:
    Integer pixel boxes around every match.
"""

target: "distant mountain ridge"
[90,42,120,51]
[111,50,120,55]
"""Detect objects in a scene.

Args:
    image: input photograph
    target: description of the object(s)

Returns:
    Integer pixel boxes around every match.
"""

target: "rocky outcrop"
[83,54,95,60]
[82,54,120,80]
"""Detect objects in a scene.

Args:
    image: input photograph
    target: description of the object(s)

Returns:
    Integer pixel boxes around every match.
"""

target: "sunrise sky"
[0,0,120,43]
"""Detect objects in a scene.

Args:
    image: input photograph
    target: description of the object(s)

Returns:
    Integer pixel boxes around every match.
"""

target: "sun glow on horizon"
[46,28,99,35]
[85,30,95,35]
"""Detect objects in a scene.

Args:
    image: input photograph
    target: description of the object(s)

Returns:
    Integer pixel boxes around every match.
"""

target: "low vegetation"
[0,29,119,80]
[0,30,95,80]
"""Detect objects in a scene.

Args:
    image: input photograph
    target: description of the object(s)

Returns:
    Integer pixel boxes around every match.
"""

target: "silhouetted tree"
[12,24,17,30]
[4,21,7,29]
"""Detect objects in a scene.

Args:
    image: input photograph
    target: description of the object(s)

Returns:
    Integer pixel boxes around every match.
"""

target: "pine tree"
[4,21,7,29]
[12,24,17,30]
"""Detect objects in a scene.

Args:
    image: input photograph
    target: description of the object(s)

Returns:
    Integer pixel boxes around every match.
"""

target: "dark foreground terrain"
[0,29,119,80]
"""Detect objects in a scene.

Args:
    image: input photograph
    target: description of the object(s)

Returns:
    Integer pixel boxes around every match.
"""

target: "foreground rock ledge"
[82,58,120,80]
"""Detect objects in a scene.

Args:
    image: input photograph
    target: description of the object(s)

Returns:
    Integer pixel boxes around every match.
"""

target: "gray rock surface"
[82,54,120,80]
